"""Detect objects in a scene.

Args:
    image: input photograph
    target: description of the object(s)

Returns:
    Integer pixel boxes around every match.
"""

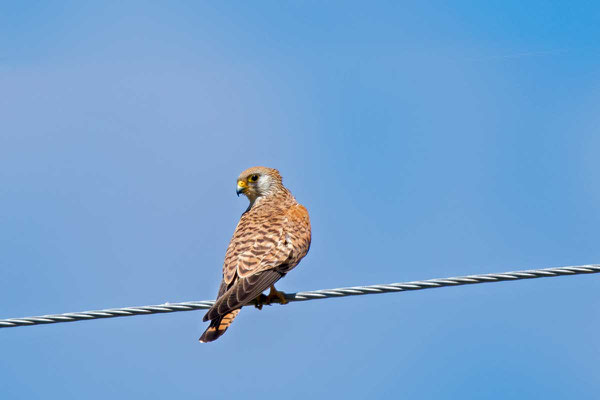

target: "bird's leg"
[254,293,268,310]
[266,285,289,305]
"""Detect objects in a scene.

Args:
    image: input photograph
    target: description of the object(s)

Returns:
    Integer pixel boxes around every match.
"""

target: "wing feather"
[203,201,311,323]
[203,269,283,321]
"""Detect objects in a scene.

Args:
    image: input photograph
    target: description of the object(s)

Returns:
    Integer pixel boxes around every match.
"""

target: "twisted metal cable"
[1,264,598,329]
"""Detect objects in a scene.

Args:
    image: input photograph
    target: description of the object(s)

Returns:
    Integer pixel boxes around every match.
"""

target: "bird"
[199,166,311,343]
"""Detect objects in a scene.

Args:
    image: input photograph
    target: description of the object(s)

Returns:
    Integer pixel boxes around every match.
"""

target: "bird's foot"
[266,285,289,305]
[254,293,268,310]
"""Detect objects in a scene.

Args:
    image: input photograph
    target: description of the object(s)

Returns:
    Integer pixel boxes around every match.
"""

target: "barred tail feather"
[199,309,240,343]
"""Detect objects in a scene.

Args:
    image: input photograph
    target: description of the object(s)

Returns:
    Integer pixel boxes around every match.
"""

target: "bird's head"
[236,166,284,203]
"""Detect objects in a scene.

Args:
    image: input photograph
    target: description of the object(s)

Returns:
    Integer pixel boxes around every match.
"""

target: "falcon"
[199,166,311,342]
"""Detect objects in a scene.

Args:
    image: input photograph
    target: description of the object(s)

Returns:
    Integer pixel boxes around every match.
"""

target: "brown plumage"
[199,167,311,343]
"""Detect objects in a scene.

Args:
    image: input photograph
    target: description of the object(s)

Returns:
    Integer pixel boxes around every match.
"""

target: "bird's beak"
[236,180,247,197]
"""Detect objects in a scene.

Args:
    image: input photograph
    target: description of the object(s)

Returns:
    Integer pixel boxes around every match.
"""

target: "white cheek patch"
[257,176,273,195]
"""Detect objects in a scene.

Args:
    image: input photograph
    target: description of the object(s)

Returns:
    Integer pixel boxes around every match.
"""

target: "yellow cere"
[237,180,247,188]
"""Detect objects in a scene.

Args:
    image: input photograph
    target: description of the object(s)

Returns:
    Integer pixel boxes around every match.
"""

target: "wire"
[1,264,598,329]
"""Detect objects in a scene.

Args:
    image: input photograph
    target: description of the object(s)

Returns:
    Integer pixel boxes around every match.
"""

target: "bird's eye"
[249,174,259,182]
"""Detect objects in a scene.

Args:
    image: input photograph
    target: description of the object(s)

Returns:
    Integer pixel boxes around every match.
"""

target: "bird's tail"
[199,309,240,343]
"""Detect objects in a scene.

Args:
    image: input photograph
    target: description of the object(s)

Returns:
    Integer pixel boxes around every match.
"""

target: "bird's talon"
[254,293,268,310]
[266,285,289,305]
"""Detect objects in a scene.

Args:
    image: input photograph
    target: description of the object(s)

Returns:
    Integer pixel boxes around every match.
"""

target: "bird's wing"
[203,204,311,322]
[203,269,284,321]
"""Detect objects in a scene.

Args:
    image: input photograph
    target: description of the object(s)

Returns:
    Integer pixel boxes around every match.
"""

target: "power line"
[1,264,598,329]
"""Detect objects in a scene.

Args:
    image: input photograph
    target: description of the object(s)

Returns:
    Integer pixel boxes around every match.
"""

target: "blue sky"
[1,1,599,398]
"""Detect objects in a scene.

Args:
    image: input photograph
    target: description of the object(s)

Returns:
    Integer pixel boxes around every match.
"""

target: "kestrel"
[199,166,311,343]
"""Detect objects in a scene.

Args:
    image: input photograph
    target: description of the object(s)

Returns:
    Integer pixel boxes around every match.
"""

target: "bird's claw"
[254,293,268,310]
[266,286,289,305]
[253,287,289,310]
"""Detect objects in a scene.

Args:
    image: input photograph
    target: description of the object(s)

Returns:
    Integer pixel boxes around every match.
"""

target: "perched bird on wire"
[199,166,311,343]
